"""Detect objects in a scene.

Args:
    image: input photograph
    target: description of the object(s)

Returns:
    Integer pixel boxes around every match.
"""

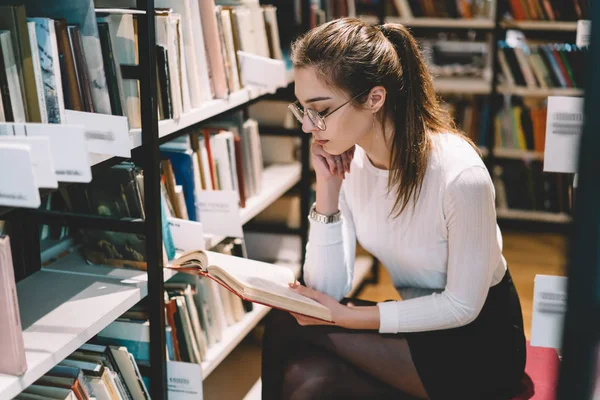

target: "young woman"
[261,18,527,400]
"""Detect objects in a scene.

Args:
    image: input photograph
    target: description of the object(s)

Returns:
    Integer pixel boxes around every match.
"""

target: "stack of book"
[492,159,572,215]
[421,37,491,80]
[498,40,587,90]
[506,0,589,21]
[13,343,149,399]
[494,102,547,152]
[0,0,283,130]
[96,238,253,366]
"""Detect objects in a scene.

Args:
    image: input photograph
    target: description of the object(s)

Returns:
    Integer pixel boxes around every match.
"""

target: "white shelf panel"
[201,304,270,380]
[479,146,489,157]
[241,163,302,224]
[500,20,578,31]
[435,78,492,94]
[497,86,584,97]
[387,17,494,29]
[0,271,143,400]
[496,208,572,223]
[493,147,544,160]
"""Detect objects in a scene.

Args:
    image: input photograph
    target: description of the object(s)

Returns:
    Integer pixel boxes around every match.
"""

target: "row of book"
[389,0,493,19]
[0,0,282,130]
[492,159,571,214]
[422,38,490,80]
[160,112,264,220]
[96,238,253,367]
[14,343,150,400]
[498,41,586,90]
[507,0,588,21]
[441,96,490,149]
[494,101,547,152]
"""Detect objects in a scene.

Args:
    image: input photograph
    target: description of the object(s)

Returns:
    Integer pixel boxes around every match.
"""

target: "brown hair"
[292,18,476,217]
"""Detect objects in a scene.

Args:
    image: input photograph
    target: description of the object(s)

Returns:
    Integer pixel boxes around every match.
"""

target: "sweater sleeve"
[303,186,356,301]
[377,166,502,333]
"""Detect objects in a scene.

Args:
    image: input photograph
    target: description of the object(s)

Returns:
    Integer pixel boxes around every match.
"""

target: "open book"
[167,250,333,322]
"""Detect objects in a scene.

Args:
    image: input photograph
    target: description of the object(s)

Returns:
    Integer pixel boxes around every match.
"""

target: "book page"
[205,251,326,309]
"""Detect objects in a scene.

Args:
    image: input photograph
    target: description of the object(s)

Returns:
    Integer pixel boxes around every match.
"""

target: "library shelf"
[496,208,572,223]
[434,78,492,94]
[497,86,584,97]
[0,271,144,400]
[500,20,578,31]
[493,147,544,160]
[386,16,495,29]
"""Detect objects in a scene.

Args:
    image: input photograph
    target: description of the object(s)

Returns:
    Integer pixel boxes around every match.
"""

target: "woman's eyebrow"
[306,96,332,104]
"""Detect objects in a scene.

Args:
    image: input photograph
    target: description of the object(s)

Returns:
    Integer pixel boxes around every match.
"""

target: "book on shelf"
[388,0,494,19]
[0,234,27,376]
[494,100,547,152]
[168,249,333,322]
[506,0,588,21]
[498,39,587,90]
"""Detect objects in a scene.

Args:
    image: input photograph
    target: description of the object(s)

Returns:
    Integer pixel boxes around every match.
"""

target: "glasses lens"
[289,103,304,123]
[306,108,326,130]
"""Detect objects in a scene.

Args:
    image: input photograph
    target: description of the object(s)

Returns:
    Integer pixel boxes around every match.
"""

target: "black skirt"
[404,269,527,400]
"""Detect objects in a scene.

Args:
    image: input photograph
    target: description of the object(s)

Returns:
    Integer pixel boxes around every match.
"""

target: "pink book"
[197,0,229,99]
[0,235,27,375]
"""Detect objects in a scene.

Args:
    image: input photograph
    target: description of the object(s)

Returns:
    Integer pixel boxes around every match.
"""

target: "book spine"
[27,21,48,123]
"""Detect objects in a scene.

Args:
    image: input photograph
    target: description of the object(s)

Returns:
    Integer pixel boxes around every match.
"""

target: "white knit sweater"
[303,133,507,334]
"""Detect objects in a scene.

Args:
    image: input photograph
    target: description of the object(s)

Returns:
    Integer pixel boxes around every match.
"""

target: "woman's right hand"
[311,143,355,181]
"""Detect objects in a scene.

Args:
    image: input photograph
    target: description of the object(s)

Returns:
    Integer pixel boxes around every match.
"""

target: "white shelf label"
[168,217,206,253]
[577,20,591,47]
[167,361,203,399]
[544,96,584,173]
[0,136,57,188]
[197,190,243,238]
[0,143,40,208]
[65,110,131,157]
[531,275,567,349]
[237,51,287,94]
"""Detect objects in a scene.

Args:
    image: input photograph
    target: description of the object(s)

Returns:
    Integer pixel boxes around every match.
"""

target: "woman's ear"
[367,86,386,113]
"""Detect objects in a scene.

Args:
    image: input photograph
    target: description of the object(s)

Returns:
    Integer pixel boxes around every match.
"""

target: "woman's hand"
[311,143,355,181]
[287,281,381,330]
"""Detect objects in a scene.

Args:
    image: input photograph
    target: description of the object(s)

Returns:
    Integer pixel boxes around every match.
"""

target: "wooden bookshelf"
[0,271,144,400]
[386,17,495,29]
[497,86,584,97]
[435,78,492,94]
[496,208,572,223]
[493,147,544,160]
[500,20,579,31]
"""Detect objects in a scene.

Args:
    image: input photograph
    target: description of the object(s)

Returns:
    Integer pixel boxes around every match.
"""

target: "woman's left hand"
[288,281,355,328]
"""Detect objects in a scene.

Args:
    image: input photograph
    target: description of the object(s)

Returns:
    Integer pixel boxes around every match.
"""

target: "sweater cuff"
[307,217,343,246]
[377,301,401,334]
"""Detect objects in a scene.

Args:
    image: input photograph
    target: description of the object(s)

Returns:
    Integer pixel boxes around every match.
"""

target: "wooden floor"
[204,231,568,398]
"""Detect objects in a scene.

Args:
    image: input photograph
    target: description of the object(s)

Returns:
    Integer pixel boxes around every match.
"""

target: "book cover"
[0,235,27,376]
[17,0,112,114]
[28,18,66,123]
[0,5,41,122]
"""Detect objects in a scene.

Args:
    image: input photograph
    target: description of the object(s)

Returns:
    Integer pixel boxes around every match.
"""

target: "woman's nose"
[301,115,317,134]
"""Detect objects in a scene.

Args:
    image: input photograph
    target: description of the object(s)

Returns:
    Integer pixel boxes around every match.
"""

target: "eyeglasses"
[289,88,370,131]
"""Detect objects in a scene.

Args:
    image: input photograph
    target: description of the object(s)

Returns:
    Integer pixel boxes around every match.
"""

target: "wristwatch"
[309,202,342,224]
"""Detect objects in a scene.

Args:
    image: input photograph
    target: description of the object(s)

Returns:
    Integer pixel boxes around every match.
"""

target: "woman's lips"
[314,139,329,145]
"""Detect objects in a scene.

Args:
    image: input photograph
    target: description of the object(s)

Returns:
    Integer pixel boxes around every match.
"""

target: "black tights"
[261,299,428,400]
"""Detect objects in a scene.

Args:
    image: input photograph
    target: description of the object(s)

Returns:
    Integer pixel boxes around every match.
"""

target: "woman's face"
[294,67,374,155]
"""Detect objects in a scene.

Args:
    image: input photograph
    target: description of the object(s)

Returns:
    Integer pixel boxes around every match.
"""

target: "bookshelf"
[364,0,583,226]
[500,20,578,31]
[0,271,144,400]
[497,86,585,97]
[386,17,495,29]
[493,147,544,160]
